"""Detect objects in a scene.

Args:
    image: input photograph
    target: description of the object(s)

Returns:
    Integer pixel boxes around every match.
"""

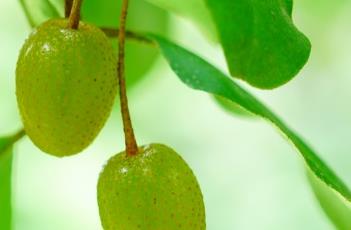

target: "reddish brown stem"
[65,0,73,18]
[68,0,83,29]
[117,0,138,156]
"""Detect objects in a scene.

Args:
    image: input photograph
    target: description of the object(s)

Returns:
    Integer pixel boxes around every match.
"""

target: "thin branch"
[65,0,74,18]
[101,27,154,45]
[117,0,139,156]
[0,129,26,155]
[68,0,83,29]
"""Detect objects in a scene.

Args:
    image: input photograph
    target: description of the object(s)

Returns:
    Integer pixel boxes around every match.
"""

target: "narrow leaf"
[19,0,62,27]
[205,0,311,89]
[0,138,14,230]
[307,168,351,230]
[150,35,351,205]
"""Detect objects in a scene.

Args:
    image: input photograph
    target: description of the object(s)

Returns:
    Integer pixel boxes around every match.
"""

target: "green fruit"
[97,144,206,230]
[16,19,117,157]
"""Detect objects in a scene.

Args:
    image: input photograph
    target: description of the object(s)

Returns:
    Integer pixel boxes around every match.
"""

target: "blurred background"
[1,0,351,229]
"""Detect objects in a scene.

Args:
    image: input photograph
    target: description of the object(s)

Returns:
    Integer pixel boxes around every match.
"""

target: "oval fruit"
[16,19,117,157]
[97,143,206,229]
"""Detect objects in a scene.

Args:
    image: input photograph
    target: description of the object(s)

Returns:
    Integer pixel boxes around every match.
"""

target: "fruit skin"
[97,144,206,230]
[16,19,117,157]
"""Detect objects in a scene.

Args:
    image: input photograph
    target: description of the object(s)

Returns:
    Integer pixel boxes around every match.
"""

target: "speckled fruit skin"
[16,19,117,157]
[97,144,206,230]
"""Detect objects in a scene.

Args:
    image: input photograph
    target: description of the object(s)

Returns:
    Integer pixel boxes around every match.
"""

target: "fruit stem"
[68,0,83,29]
[117,0,139,157]
[65,0,74,18]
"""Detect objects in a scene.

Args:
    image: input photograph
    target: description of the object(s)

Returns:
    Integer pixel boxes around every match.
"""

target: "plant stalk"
[0,129,26,155]
[117,0,138,156]
[65,0,74,18]
[68,0,83,29]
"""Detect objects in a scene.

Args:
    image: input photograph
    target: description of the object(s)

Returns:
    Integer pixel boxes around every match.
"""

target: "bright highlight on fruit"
[97,144,206,230]
[16,18,117,157]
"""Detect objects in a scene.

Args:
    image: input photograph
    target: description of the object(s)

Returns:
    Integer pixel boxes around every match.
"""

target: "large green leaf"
[308,168,351,230]
[0,138,14,230]
[82,0,169,88]
[205,0,311,89]
[144,0,216,41]
[19,0,62,27]
[150,35,351,206]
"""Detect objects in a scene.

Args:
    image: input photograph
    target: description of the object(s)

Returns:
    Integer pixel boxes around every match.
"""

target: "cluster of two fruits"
[16,18,205,229]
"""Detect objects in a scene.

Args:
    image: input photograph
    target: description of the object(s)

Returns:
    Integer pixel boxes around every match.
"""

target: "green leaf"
[144,0,216,41]
[82,0,169,88]
[0,138,14,230]
[150,35,351,204]
[205,0,311,89]
[213,95,254,118]
[307,168,351,230]
[19,0,62,27]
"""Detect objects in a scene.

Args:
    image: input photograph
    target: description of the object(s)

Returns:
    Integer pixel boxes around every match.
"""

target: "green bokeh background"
[1,0,351,229]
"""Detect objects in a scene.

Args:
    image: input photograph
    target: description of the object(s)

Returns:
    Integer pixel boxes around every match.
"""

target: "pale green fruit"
[97,144,206,230]
[16,19,117,157]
